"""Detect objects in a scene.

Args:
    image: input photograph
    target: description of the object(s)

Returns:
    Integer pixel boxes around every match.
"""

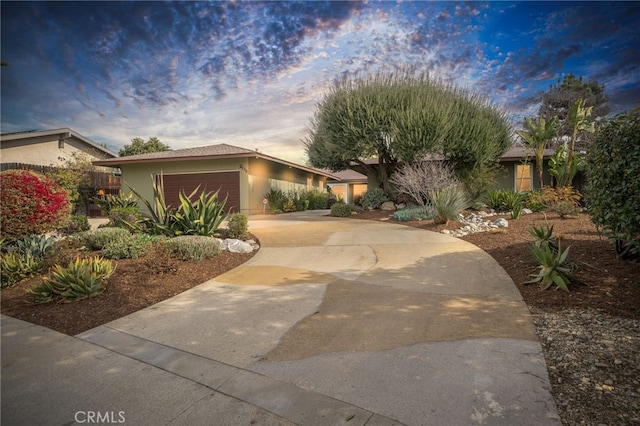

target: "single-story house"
[94,144,336,215]
[0,128,117,167]
[347,145,584,196]
[326,169,368,205]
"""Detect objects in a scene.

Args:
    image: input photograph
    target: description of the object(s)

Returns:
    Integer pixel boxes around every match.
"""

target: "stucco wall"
[1,135,112,167]
[247,158,328,214]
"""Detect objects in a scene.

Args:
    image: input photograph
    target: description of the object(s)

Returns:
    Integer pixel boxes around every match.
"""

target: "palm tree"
[516,116,558,188]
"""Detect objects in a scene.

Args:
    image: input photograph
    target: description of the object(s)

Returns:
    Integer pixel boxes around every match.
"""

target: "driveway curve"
[0,210,557,425]
[74,211,560,425]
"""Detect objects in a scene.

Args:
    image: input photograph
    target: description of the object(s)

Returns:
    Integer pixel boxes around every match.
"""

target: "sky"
[1,1,639,164]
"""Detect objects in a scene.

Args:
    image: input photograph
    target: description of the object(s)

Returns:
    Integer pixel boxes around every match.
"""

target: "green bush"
[162,236,220,261]
[460,164,505,203]
[226,213,248,239]
[431,187,471,225]
[305,189,329,210]
[1,251,41,288]
[93,191,139,214]
[28,256,115,303]
[485,190,506,211]
[0,170,72,243]
[264,188,287,212]
[521,191,547,212]
[82,227,131,250]
[107,206,139,229]
[59,214,92,235]
[585,107,640,258]
[360,188,388,210]
[550,201,580,218]
[330,202,355,217]
[393,206,434,222]
[102,234,158,259]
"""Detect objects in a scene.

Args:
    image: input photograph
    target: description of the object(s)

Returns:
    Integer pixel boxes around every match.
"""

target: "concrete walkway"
[1,211,560,425]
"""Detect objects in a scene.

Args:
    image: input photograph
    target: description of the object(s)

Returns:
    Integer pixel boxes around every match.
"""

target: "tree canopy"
[303,71,512,192]
[119,137,170,157]
[538,74,609,149]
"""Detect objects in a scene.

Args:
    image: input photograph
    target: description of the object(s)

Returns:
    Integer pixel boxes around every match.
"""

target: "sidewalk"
[1,211,560,425]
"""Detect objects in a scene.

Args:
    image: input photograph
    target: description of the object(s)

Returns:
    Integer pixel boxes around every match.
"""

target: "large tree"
[119,137,170,157]
[303,71,512,193]
[538,74,609,149]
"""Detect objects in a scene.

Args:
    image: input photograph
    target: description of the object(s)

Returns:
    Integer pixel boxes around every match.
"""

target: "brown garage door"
[159,172,240,213]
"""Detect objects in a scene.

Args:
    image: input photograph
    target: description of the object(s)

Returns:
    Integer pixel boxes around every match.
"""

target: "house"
[0,128,117,167]
[495,146,556,192]
[326,169,368,204]
[93,144,336,215]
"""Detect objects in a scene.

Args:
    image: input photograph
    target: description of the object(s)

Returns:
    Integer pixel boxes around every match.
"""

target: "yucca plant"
[526,242,573,292]
[28,256,115,303]
[430,187,471,225]
[528,223,558,253]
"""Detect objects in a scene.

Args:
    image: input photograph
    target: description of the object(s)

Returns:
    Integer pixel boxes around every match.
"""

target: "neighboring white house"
[0,128,117,167]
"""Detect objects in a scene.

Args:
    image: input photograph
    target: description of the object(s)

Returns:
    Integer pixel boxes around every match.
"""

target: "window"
[58,138,65,149]
[515,164,532,192]
[307,177,313,190]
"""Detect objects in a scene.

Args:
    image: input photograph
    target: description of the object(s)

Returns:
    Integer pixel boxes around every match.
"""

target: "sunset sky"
[2,1,638,163]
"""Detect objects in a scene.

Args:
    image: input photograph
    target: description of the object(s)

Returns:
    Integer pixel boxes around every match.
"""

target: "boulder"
[221,238,254,253]
[492,218,509,228]
[380,201,396,211]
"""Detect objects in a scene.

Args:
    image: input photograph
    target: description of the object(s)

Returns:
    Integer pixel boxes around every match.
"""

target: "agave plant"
[126,174,177,235]
[528,223,558,253]
[172,188,227,236]
[526,242,572,292]
[1,251,41,287]
[15,235,57,259]
[28,256,115,303]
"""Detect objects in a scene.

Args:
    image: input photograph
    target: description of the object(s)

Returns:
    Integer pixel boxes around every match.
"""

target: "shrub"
[390,161,459,211]
[45,167,89,212]
[360,188,388,210]
[305,189,329,210]
[330,202,355,217]
[1,251,41,287]
[521,191,547,212]
[102,234,158,259]
[502,191,525,211]
[59,214,92,235]
[393,206,434,222]
[485,190,506,211]
[550,201,580,218]
[28,256,115,303]
[226,213,248,239]
[107,206,140,229]
[585,107,640,258]
[93,191,139,214]
[431,187,471,225]
[82,227,131,250]
[460,164,505,203]
[264,189,287,212]
[162,236,220,261]
[541,186,581,208]
[0,170,72,242]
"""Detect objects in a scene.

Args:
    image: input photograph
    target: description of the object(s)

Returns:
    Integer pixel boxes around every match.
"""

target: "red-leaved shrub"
[0,169,71,242]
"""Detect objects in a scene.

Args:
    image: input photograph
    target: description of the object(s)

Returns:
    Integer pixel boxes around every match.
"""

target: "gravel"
[531,308,640,425]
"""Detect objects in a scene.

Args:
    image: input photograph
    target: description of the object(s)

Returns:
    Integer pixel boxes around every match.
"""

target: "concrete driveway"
[1,211,560,425]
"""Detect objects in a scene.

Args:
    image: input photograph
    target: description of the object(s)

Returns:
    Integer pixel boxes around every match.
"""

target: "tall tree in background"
[538,74,608,150]
[303,71,511,193]
[119,137,170,157]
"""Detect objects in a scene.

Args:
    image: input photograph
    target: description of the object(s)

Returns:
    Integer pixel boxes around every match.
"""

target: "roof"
[0,128,118,158]
[93,143,336,179]
[326,169,367,183]
[500,146,556,161]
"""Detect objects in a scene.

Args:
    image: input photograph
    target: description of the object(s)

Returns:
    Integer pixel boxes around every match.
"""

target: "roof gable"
[0,128,117,158]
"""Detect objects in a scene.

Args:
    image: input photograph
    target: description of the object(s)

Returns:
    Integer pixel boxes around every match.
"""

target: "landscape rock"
[380,201,396,211]
[493,218,509,228]
[220,238,254,253]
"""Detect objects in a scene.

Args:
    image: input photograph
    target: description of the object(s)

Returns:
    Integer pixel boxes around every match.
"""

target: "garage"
[159,171,240,213]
